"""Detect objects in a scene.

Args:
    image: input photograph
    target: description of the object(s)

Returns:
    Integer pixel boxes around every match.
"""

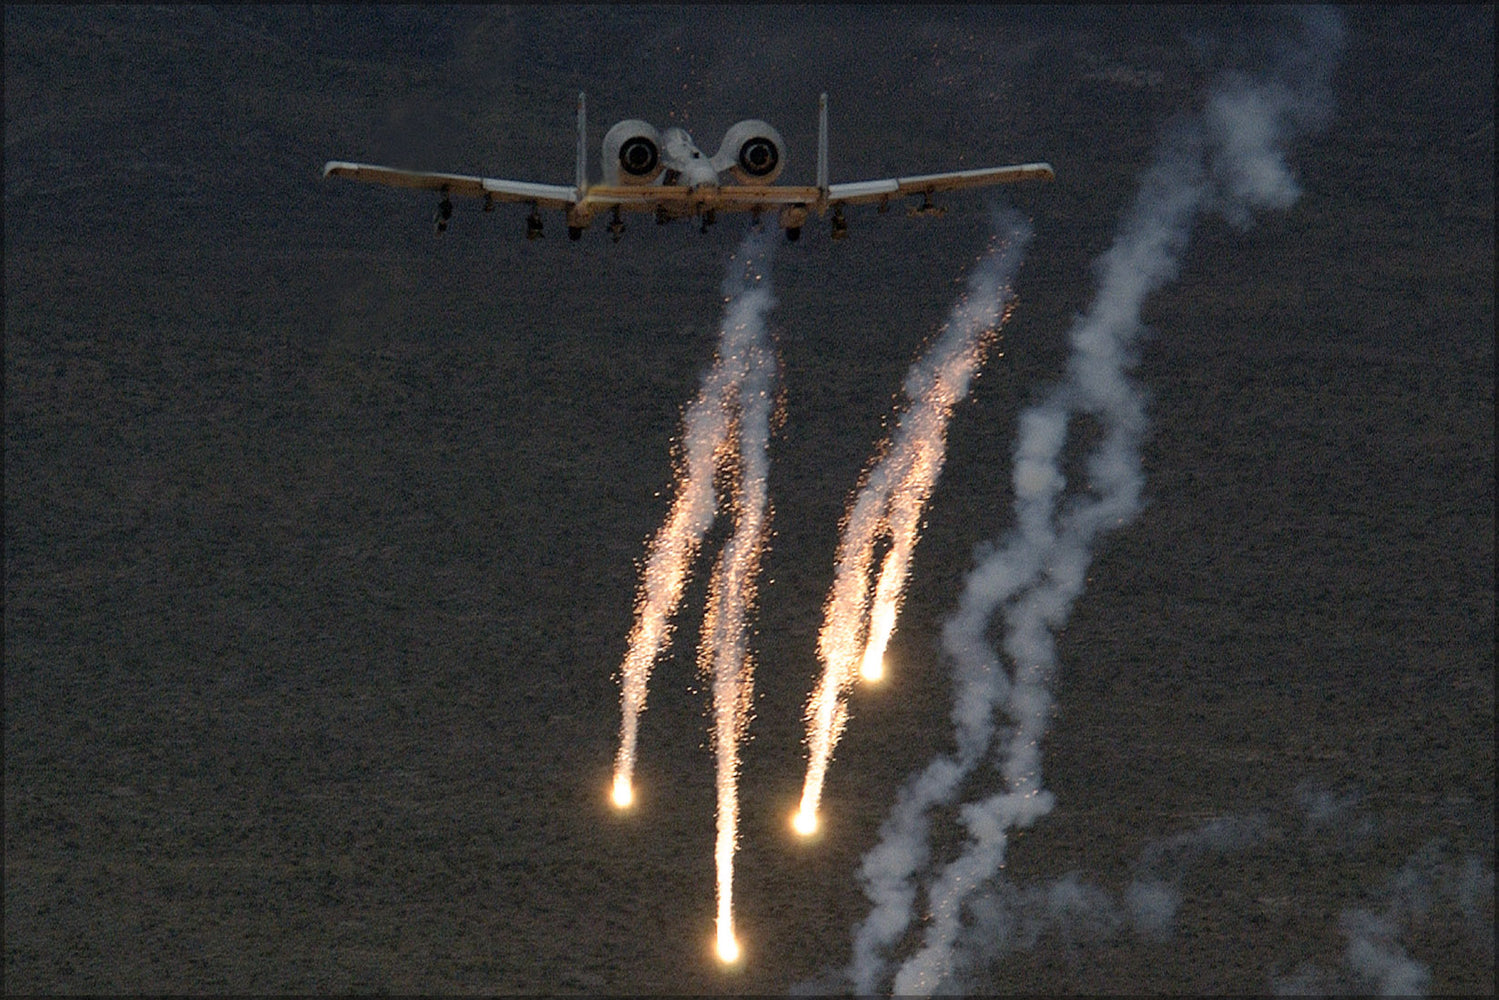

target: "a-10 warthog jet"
[323,92,1053,242]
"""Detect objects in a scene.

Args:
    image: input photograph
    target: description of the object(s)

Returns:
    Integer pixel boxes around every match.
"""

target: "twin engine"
[601,119,664,185]
[712,120,784,184]
[601,118,785,186]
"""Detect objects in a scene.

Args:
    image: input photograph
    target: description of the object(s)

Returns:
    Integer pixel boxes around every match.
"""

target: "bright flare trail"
[849,10,1345,993]
[611,226,777,966]
[794,213,1032,835]
[704,312,774,966]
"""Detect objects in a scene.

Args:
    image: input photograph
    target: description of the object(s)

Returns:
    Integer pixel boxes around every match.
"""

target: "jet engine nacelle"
[602,120,664,185]
[711,120,785,185]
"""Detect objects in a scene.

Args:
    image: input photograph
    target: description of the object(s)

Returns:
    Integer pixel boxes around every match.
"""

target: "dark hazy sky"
[5,5,1492,994]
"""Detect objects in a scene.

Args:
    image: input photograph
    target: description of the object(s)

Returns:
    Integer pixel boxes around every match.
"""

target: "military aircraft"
[323,93,1053,242]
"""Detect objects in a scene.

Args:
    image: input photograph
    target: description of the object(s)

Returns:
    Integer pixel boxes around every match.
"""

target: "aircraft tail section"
[576,92,588,194]
[816,92,829,206]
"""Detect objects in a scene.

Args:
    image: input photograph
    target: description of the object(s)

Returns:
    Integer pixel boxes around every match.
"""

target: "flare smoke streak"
[848,9,1345,995]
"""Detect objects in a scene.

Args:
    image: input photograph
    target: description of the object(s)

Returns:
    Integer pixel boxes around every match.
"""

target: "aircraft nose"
[684,160,719,190]
[663,127,699,162]
[662,126,720,189]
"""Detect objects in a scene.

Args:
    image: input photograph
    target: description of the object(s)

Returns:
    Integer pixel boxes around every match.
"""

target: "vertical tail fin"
[816,92,829,208]
[575,91,588,195]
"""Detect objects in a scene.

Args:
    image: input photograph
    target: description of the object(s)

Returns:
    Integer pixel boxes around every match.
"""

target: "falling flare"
[610,774,634,810]
[716,928,742,965]
[611,225,777,968]
[703,329,774,980]
[611,394,728,799]
[857,421,947,681]
[797,214,1033,823]
[792,808,819,837]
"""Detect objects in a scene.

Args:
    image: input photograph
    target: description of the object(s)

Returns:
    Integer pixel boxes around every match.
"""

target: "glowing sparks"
[704,329,772,983]
[610,391,724,799]
[715,927,742,965]
[797,218,1033,822]
[797,673,848,831]
[610,774,634,810]
[612,226,777,969]
[792,808,819,837]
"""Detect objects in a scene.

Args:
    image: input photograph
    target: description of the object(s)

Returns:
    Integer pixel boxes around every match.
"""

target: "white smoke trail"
[853,113,1203,1000]
[1339,908,1431,998]
[947,808,1494,994]
[797,213,1032,833]
[957,872,1133,966]
[1278,839,1493,997]
[866,810,1272,991]
[850,9,1345,995]
[827,786,1494,994]
[806,784,1491,994]
[612,228,777,815]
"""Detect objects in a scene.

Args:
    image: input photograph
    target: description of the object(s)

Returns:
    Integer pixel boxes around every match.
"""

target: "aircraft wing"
[826,162,1055,207]
[322,161,579,210]
[576,184,824,217]
[576,166,1054,218]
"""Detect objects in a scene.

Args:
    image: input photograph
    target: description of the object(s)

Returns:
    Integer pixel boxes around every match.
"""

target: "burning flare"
[796,214,1032,825]
[610,773,634,810]
[611,226,777,969]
